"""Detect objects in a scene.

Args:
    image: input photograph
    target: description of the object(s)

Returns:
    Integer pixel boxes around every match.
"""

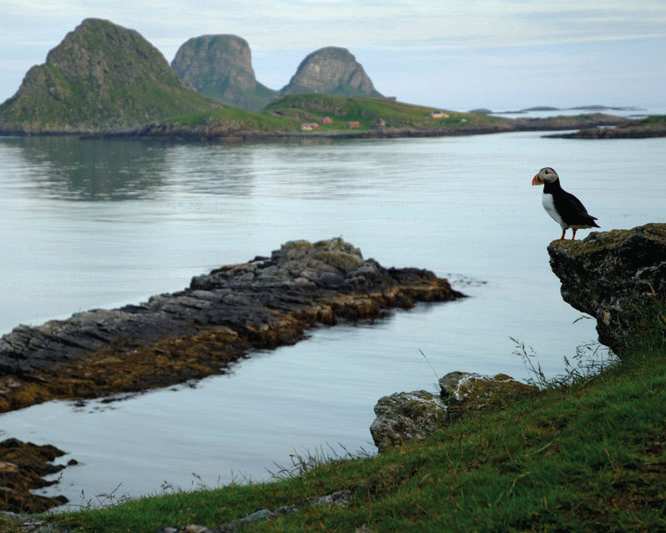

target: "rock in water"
[281,47,382,97]
[172,35,276,111]
[0,18,217,134]
[0,238,464,413]
[0,438,72,512]
[548,224,666,355]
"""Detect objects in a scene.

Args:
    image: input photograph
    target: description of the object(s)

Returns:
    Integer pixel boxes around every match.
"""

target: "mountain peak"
[172,34,275,111]
[0,18,216,134]
[282,46,381,97]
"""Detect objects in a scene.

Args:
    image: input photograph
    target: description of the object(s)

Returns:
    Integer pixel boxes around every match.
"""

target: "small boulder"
[371,372,538,452]
[310,489,352,507]
[370,391,447,452]
[439,372,538,417]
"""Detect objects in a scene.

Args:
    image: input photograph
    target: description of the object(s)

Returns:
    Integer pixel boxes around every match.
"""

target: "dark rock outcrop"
[172,35,276,111]
[0,438,72,512]
[0,18,217,134]
[548,124,666,139]
[281,47,381,97]
[370,372,537,451]
[548,224,666,354]
[0,238,463,413]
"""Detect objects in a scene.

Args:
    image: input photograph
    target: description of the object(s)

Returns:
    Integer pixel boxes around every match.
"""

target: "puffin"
[531,167,599,240]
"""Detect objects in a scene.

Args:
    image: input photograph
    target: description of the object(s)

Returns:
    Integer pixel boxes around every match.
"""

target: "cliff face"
[0,18,217,133]
[548,224,666,355]
[281,47,381,97]
[171,35,276,111]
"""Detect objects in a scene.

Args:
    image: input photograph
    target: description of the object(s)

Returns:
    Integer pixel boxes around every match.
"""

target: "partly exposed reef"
[0,238,463,414]
[546,116,666,139]
[0,438,73,513]
[548,224,666,355]
[497,104,642,115]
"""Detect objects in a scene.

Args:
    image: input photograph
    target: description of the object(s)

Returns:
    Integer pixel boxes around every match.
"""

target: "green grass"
[264,94,507,131]
[636,115,666,126]
[46,328,666,532]
[167,105,298,131]
[160,94,508,134]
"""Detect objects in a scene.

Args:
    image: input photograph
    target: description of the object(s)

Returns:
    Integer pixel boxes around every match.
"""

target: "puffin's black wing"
[554,188,600,227]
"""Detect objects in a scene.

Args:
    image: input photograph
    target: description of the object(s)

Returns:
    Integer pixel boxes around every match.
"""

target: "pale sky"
[1,0,665,110]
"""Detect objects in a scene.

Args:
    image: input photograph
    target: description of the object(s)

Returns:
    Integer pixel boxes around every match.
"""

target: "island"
[0,18,633,141]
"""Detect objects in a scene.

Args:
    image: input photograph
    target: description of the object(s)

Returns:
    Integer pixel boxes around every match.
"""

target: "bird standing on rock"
[531,167,599,240]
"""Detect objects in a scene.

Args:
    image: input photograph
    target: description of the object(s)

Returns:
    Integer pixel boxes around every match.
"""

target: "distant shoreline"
[0,114,630,142]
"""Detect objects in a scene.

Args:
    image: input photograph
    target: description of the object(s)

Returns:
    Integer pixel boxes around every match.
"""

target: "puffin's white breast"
[542,193,567,228]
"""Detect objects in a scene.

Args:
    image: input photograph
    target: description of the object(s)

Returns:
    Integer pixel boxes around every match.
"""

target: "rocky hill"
[171,35,276,111]
[281,47,382,97]
[0,18,217,134]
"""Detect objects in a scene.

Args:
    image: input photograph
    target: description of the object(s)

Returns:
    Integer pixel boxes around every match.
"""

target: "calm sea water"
[0,132,664,507]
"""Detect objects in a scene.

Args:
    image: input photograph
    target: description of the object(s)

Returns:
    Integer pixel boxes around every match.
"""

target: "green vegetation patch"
[167,105,298,131]
[49,331,666,532]
[638,115,666,126]
[265,94,508,131]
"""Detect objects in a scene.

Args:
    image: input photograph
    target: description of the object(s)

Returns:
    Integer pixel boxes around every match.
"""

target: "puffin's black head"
[531,167,559,186]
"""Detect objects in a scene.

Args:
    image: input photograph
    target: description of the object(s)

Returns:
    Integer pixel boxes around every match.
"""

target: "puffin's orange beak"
[531,175,544,186]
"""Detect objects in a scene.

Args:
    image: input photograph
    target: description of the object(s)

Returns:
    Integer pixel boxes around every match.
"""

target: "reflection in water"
[2,137,168,201]
[0,132,665,507]
[162,144,258,198]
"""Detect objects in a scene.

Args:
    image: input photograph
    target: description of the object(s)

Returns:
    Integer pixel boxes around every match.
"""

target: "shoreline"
[0,114,629,142]
[545,126,666,139]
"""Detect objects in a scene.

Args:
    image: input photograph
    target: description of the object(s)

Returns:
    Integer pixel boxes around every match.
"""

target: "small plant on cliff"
[267,444,371,481]
[511,337,618,389]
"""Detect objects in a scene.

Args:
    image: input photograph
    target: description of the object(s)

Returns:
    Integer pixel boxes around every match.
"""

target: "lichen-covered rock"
[370,391,447,452]
[172,35,276,111]
[281,47,382,97]
[548,224,666,355]
[371,372,538,451]
[439,372,538,417]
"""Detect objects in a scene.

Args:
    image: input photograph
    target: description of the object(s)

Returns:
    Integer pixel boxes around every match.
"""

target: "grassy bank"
[45,332,666,532]
[263,94,506,131]
[153,94,507,135]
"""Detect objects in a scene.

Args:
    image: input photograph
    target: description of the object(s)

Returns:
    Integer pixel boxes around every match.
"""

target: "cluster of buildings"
[300,116,377,131]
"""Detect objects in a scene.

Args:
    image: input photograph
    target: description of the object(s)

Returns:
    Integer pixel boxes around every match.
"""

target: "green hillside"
[0,19,218,134]
[162,93,508,135]
[265,94,508,131]
[40,328,665,532]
